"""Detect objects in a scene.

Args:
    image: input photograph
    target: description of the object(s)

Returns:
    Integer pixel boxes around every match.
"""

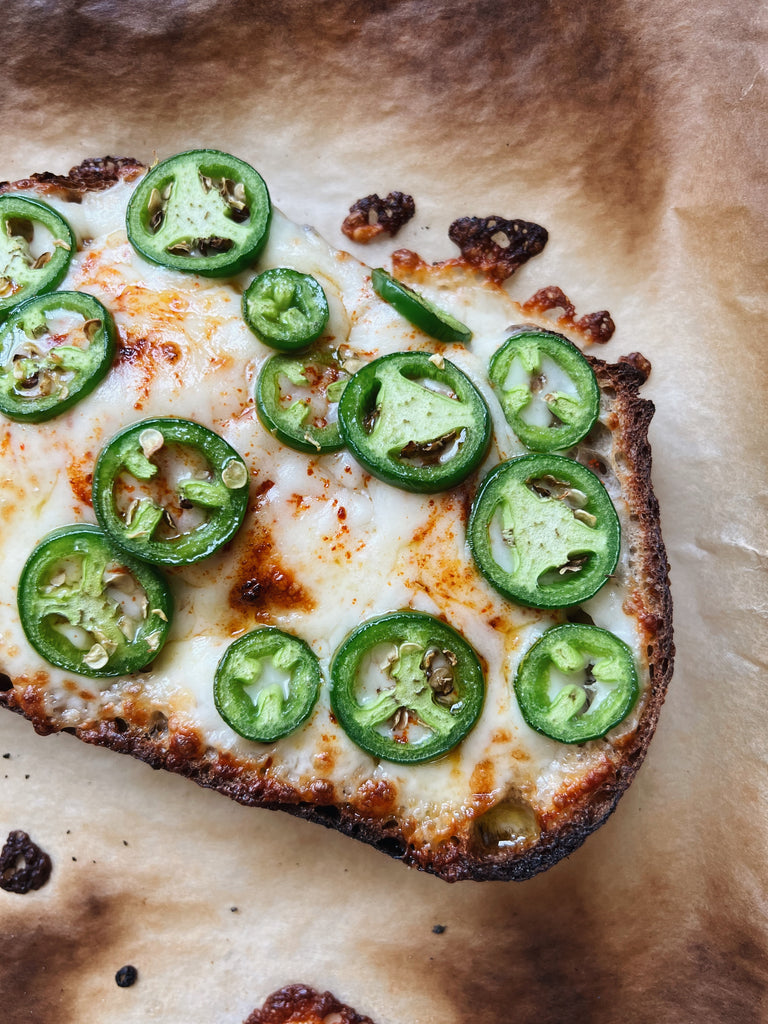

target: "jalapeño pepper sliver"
[0,196,75,320]
[0,291,116,422]
[92,417,249,566]
[371,267,472,344]
[126,149,271,277]
[330,611,485,764]
[468,454,620,608]
[243,268,330,351]
[337,350,491,493]
[256,346,350,454]
[515,624,639,743]
[489,328,600,452]
[17,524,173,678]
[214,628,321,743]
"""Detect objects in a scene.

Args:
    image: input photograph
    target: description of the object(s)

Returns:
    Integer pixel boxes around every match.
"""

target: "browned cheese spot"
[522,286,615,345]
[448,215,548,282]
[469,759,497,804]
[229,536,315,622]
[111,328,185,410]
[115,332,182,367]
[166,721,206,764]
[342,191,415,243]
[541,755,617,825]
[391,248,430,276]
[306,778,335,805]
[1,674,57,735]
[245,984,377,1024]
[354,778,397,817]
[620,351,652,382]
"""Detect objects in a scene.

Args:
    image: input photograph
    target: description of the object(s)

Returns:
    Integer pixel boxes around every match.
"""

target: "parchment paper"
[1,2,766,1021]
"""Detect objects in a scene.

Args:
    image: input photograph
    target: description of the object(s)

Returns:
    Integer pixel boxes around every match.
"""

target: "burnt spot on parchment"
[390,869,768,1024]
[1,889,123,1024]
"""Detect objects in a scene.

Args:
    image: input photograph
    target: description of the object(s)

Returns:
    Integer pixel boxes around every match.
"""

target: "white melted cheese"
[0,178,648,846]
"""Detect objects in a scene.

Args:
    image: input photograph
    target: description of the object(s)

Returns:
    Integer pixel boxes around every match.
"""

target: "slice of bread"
[0,158,673,881]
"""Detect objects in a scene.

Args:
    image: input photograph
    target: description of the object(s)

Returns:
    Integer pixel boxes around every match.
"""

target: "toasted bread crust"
[0,159,673,882]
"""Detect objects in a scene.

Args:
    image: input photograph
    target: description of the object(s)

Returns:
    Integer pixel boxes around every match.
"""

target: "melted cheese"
[0,178,648,848]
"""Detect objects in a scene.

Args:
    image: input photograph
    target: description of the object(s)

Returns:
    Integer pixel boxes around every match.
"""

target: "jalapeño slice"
[515,624,639,743]
[126,149,271,277]
[18,524,173,678]
[92,417,249,566]
[337,351,491,493]
[0,196,75,319]
[330,611,485,764]
[0,291,116,422]
[371,267,472,344]
[243,268,330,351]
[468,454,620,608]
[256,345,350,453]
[489,328,600,452]
[214,628,321,743]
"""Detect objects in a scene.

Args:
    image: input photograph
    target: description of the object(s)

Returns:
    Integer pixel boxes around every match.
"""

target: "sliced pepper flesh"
[467,453,620,608]
[243,267,330,351]
[17,524,173,678]
[371,267,472,344]
[126,149,271,277]
[92,417,249,566]
[489,328,600,451]
[256,344,350,453]
[214,627,321,743]
[338,351,490,492]
[330,611,485,764]
[515,623,638,743]
[0,291,116,422]
[0,196,75,320]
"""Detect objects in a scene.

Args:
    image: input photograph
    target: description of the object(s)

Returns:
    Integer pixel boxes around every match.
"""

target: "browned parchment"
[1,2,766,1022]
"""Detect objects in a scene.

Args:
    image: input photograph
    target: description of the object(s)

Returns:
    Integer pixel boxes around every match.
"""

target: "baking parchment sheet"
[1,2,766,1021]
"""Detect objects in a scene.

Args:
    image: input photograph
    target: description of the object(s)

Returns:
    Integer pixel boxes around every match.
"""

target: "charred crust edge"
[0,829,53,893]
